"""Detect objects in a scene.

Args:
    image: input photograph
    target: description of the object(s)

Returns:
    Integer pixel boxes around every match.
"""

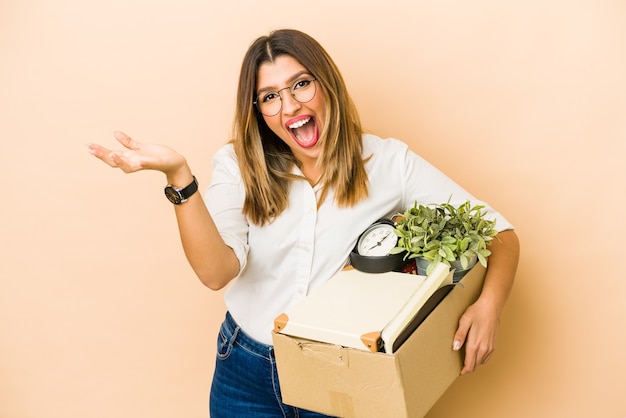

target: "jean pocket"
[216,321,239,360]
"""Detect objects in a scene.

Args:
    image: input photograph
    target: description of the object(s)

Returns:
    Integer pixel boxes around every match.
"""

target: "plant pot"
[415,256,478,283]
[414,257,433,277]
[449,256,478,282]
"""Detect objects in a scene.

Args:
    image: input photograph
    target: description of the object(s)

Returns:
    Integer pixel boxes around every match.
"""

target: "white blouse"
[204,133,514,345]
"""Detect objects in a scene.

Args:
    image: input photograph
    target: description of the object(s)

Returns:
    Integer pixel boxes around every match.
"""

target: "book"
[380,263,454,353]
[273,262,454,353]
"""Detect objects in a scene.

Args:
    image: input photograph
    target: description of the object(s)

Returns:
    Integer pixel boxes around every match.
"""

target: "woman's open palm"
[88,131,186,176]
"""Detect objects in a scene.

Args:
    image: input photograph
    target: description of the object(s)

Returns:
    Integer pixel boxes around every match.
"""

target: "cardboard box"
[272,263,486,418]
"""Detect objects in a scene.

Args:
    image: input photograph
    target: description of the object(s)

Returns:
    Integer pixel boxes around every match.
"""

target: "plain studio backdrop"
[1,1,624,417]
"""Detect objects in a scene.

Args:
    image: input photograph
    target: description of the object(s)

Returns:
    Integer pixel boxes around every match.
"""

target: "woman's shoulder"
[211,142,242,179]
[212,142,241,167]
[362,133,410,156]
[213,142,236,160]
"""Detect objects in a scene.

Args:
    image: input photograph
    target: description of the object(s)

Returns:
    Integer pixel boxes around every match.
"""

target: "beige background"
[1,0,624,417]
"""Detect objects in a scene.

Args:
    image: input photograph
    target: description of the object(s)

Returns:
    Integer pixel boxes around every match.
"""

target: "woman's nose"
[279,90,301,115]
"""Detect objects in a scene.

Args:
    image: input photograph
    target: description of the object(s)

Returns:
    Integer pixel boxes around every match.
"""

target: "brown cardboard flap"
[274,313,289,333]
[360,331,382,352]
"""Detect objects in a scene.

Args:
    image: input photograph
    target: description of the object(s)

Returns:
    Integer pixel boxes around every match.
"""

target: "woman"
[88,29,519,418]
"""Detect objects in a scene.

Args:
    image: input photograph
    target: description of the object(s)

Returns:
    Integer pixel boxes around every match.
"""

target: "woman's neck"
[300,163,322,186]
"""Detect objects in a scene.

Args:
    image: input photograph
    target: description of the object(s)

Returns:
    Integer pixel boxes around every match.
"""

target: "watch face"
[164,186,182,204]
[357,222,399,256]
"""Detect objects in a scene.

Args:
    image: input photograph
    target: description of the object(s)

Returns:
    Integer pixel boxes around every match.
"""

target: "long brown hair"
[233,29,369,225]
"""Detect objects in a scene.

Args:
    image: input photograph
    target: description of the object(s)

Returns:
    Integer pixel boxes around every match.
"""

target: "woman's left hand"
[452,229,519,374]
[452,297,500,374]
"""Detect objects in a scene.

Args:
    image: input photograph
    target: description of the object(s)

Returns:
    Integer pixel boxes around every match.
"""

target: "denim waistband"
[223,311,274,358]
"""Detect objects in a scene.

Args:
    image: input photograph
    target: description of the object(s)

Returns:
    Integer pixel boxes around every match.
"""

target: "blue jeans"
[209,312,335,418]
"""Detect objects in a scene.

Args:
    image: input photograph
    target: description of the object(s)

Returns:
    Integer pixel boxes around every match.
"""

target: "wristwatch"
[349,219,408,273]
[164,176,198,204]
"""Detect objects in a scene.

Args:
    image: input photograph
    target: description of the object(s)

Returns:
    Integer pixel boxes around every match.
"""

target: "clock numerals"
[351,219,407,274]
[357,222,398,257]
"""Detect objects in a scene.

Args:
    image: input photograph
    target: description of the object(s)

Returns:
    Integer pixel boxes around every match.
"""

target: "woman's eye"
[293,79,312,90]
[261,92,279,103]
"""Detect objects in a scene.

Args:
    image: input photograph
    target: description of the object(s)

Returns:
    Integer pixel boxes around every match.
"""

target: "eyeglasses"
[254,77,317,117]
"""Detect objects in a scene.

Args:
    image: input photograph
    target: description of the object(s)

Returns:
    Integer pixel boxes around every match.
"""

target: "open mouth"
[288,116,318,148]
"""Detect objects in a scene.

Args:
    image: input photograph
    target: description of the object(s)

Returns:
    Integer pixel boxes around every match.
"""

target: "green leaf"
[422,250,437,261]
[477,251,488,267]
[441,236,456,245]
[460,254,469,269]
[441,245,455,261]
[425,261,436,275]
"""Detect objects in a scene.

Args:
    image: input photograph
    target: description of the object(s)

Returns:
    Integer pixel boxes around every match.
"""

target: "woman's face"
[256,55,325,174]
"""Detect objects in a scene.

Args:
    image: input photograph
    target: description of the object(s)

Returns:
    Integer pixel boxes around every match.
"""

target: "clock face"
[357,222,399,256]
[165,187,182,204]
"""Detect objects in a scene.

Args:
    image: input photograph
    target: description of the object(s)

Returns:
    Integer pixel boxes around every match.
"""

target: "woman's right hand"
[88,130,239,289]
[88,131,188,178]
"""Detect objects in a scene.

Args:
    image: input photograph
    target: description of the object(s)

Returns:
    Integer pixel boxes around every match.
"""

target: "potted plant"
[389,198,498,281]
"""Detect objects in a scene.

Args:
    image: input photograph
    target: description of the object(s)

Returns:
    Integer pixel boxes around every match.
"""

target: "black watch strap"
[164,176,198,204]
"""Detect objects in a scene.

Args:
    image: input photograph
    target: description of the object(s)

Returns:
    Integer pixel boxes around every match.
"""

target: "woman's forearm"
[167,168,240,290]
[478,229,520,316]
